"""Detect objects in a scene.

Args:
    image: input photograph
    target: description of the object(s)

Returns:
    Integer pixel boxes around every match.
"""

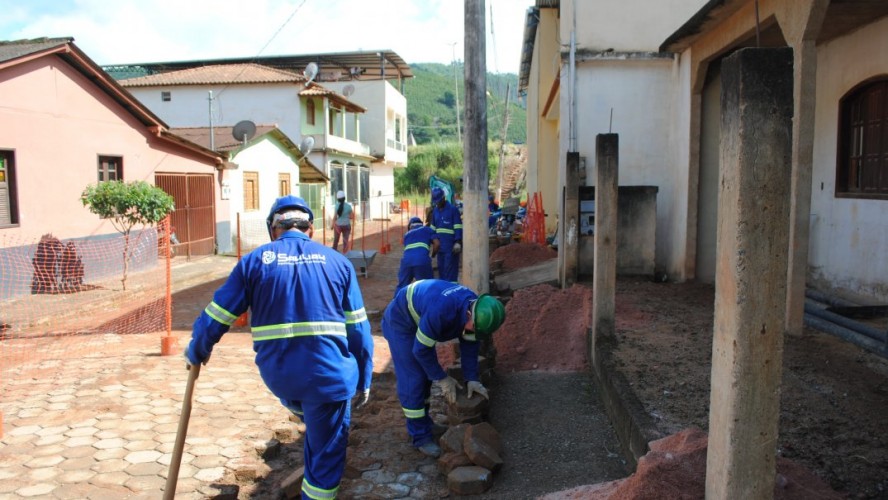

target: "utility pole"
[495,82,511,204]
[450,42,462,144]
[462,0,488,293]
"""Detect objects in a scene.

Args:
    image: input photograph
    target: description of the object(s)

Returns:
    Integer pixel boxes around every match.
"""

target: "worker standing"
[184,195,373,500]
[395,216,440,295]
[382,279,506,457]
[429,187,463,282]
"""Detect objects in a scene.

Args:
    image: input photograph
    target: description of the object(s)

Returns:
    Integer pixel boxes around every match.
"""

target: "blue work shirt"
[190,231,373,403]
[384,279,480,382]
[430,202,463,252]
[401,226,438,266]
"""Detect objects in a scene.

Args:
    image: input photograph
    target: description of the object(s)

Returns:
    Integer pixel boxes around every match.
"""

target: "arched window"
[306,99,316,126]
[837,77,888,198]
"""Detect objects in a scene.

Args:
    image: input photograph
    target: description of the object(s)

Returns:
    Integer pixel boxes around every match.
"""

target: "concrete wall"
[562,59,681,277]
[810,16,888,301]
[696,65,722,284]
[0,56,219,243]
[562,0,708,52]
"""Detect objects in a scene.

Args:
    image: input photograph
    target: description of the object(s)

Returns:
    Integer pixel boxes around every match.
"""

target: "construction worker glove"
[435,376,463,405]
[452,242,462,254]
[466,381,489,400]
[183,340,209,369]
[354,389,370,410]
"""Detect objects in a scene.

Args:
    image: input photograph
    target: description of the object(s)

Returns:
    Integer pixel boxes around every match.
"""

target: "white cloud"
[3,0,531,73]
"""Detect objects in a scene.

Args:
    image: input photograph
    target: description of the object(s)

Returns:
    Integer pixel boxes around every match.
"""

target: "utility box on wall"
[578,185,658,279]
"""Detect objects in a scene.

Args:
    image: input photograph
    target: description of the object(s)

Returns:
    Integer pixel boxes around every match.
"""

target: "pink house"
[0,37,227,254]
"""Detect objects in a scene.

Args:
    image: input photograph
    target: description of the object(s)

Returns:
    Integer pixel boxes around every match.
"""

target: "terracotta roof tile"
[119,63,305,87]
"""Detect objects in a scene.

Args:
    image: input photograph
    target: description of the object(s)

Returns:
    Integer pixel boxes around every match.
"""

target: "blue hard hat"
[266,195,314,239]
[431,187,445,203]
[408,216,423,229]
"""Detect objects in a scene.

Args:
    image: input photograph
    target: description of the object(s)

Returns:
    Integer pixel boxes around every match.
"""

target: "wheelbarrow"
[345,250,377,278]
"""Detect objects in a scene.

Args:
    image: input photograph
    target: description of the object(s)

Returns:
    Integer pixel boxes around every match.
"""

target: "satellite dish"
[303,62,319,85]
[342,84,355,97]
[232,120,256,144]
[298,136,315,156]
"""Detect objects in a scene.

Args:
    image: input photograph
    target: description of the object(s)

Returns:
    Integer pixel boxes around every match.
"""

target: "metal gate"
[154,173,216,259]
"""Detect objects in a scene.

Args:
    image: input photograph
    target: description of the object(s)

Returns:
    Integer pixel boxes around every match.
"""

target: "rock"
[465,421,502,454]
[447,466,493,495]
[464,433,503,471]
[439,423,470,454]
[438,451,473,475]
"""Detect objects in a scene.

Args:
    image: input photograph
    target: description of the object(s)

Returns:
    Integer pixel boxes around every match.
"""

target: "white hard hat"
[336,190,345,200]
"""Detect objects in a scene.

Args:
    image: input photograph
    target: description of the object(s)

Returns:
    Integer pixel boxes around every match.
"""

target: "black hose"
[804,299,887,343]
[805,288,859,308]
[804,314,887,359]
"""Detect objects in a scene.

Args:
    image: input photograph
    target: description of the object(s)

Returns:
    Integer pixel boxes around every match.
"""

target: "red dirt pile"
[490,242,556,272]
[539,428,843,500]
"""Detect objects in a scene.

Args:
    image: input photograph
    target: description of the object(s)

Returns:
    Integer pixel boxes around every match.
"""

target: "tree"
[81,180,175,290]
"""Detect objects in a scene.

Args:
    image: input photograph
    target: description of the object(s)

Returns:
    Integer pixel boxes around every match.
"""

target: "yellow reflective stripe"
[462,331,477,342]
[436,228,455,235]
[454,224,463,230]
[416,329,436,348]
[404,242,430,251]
[204,301,238,326]
[406,281,422,324]
[402,406,426,419]
[345,307,368,324]
[302,478,339,500]
[252,322,346,341]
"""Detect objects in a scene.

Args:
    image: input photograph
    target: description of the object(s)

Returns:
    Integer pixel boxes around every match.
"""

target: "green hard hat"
[472,294,506,339]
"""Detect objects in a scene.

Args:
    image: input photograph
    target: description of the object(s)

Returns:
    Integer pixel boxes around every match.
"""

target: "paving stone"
[34,434,67,446]
[93,448,128,461]
[193,466,226,482]
[64,426,98,438]
[58,456,97,471]
[32,444,66,457]
[56,468,97,483]
[124,440,159,452]
[447,466,493,495]
[25,455,65,468]
[124,450,162,464]
[125,461,165,476]
[35,425,69,437]
[15,483,56,497]
[63,436,97,447]
[124,473,167,492]
[94,437,127,450]
[8,425,42,437]
[26,466,59,482]
[91,458,130,474]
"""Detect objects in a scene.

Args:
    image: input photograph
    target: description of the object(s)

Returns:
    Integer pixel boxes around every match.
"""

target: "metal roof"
[104,50,413,83]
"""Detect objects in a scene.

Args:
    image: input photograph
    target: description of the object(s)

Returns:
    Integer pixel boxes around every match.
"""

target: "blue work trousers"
[282,399,351,499]
[436,251,460,282]
[395,262,434,295]
[383,331,435,447]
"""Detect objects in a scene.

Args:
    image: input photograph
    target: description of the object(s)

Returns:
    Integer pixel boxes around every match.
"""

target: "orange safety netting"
[523,192,547,246]
[0,219,172,394]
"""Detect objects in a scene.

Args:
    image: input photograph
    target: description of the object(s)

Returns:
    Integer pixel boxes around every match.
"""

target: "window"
[243,172,259,211]
[279,173,291,196]
[0,150,19,226]
[306,99,316,126]
[98,156,122,182]
[161,91,171,102]
[837,78,888,198]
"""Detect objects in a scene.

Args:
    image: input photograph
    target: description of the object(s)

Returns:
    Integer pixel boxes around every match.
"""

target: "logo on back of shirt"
[262,251,276,264]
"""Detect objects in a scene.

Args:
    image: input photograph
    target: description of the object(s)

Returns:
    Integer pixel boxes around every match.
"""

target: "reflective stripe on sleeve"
[204,301,238,326]
[251,322,346,341]
[435,228,455,235]
[416,329,436,348]
[302,478,339,500]
[345,307,368,324]
[406,281,422,324]
[454,224,463,230]
[404,242,430,251]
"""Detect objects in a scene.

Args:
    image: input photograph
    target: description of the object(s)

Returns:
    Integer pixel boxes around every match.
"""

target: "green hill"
[403,63,526,145]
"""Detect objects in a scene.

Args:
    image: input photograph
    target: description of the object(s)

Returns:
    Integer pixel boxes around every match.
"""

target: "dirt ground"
[172,242,888,498]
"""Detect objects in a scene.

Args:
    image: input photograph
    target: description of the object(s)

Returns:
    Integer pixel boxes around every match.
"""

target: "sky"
[1,0,533,74]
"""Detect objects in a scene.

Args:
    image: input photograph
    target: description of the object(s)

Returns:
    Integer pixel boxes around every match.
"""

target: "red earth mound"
[490,241,557,272]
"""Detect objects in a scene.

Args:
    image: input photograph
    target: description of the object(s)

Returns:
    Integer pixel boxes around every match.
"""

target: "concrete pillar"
[592,134,618,368]
[705,47,793,499]
[559,152,580,288]
[461,0,489,293]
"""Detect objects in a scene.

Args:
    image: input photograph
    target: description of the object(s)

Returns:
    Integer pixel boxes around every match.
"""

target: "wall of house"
[531,7,562,234]
[0,57,218,243]
[127,83,303,141]
[216,137,301,253]
[810,16,888,301]
[325,80,408,167]
[561,58,681,277]
[562,0,708,52]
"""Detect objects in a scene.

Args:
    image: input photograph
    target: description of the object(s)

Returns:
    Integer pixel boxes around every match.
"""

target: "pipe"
[805,288,859,309]
[804,314,887,359]
[804,299,887,343]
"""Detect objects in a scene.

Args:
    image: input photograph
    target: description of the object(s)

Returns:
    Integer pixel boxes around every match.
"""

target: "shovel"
[163,363,201,500]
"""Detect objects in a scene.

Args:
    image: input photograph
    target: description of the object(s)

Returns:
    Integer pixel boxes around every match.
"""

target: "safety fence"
[0,219,173,417]
[523,192,547,246]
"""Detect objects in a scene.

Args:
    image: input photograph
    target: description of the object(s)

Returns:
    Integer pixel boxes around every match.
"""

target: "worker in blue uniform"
[395,216,439,295]
[429,187,463,282]
[382,279,506,457]
[184,195,373,500]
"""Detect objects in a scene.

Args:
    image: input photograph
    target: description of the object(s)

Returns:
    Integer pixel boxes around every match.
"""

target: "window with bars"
[98,155,122,182]
[837,78,888,198]
[0,150,18,226]
[244,171,259,211]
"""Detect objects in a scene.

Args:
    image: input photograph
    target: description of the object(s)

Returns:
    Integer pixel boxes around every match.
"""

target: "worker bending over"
[382,279,506,457]
[395,216,439,294]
